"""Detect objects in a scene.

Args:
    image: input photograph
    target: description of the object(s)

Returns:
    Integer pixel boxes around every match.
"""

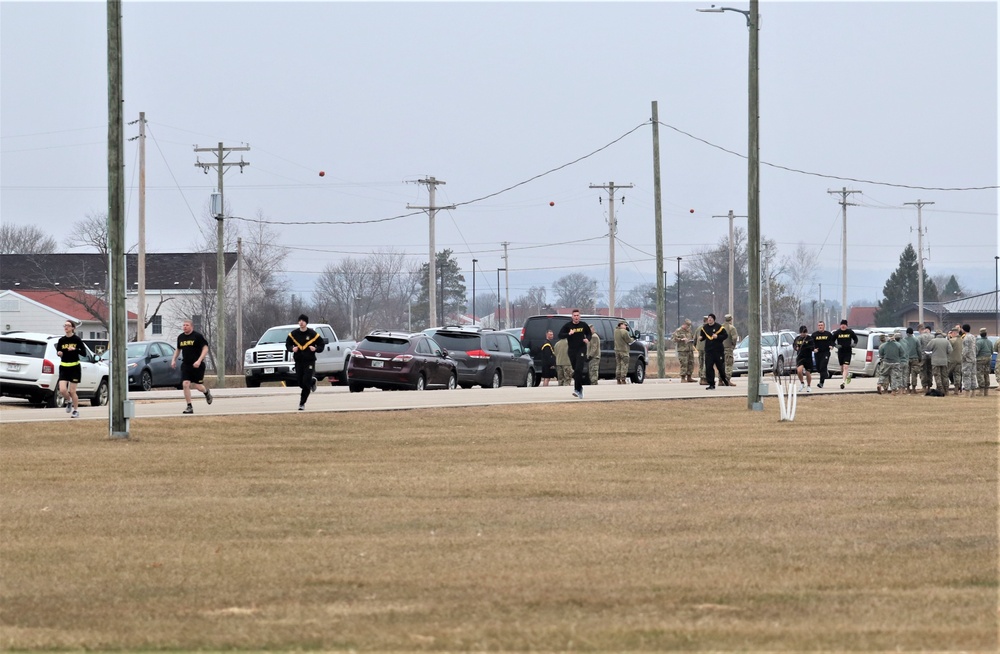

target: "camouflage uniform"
[927,332,953,393]
[947,332,963,392]
[722,315,739,382]
[554,337,571,386]
[961,332,978,395]
[995,338,1000,386]
[613,322,634,384]
[917,327,934,390]
[696,317,708,383]
[878,335,905,394]
[900,331,921,392]
[587,329,601,384]
[671,321,696,381]
[975,331,992,395]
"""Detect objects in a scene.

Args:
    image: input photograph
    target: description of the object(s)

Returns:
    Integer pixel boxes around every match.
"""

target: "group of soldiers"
[670,314,740,385]
[878,323,998,397]
[545,321,636,387]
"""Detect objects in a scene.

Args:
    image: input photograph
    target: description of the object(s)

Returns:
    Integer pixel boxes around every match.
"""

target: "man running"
[831,319,858,389]
[55,320,85,418]
[811,320,834,389]
[286,314,325,411]
[558,309,592,399]
[171,319,213,414]
[793,325,814,393]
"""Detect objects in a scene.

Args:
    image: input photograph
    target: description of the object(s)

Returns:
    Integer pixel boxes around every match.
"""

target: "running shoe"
[65,402,73,414]
[205,389,213,405]
[845,374,852,385]
[71,410,79,418]
[572,391,581,399]
[183,405,194,414]
[298,404,305,411]
[805,386,811,393]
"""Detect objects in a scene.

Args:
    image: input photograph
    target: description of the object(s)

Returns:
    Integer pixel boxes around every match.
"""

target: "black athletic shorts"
[182,362,205,384]
[58,364,81,384]
[795,354,812,369]
[837,348,852,366]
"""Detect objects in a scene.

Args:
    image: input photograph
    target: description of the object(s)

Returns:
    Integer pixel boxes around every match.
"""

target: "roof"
[0,253,237,292]
[847,306,877,328]
[3,289,138,322]
[899,290,1000,317]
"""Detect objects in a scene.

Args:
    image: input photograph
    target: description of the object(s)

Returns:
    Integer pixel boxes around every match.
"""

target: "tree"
[552,273,597,311]
[874,244,940,326]
[0,223,57,254]
[780,242,819,325]
[620,283,655,311]
[941,274,963,299]
[413,249,467,328]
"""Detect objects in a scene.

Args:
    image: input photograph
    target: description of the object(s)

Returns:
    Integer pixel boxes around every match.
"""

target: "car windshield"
[126,343,149,358]
[737,334,778,348]
[359,336,410,353]
[257,327,291,345]
[431,332,479,351]
[0,338,46,358]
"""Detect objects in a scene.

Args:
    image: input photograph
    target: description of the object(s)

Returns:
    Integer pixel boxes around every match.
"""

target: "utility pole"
[194,142,249,387]
[590,181,633,315]
[107,0,129,439]
[904,199,934,326]
[712,210,746,319]
[651,101,666,379]
[828,187,860,321]
[236,237,243,373]
[501,241,511,329]
[471,259,478,326]
[127,112,147,341]
[407,177,454,329]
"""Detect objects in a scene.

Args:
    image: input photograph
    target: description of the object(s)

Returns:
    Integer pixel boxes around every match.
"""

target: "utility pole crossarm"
[406,176,455,329]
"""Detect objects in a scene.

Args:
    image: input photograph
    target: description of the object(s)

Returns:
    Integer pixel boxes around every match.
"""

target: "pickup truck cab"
[243,323,355,387]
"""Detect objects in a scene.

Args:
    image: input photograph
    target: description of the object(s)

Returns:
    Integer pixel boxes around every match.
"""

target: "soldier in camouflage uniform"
[587,326,601,385]
[917,324,934,391]
[671,319,696,382]
[722,313,739,386]
[554,336,571,386]
[975,328,992,396]
[961,324,978,397]
[613,321,634,384]
[900,327,921,394]
[946,327,963,394]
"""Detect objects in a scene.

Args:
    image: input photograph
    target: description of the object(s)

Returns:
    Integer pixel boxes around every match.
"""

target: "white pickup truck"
[243,323,355,387]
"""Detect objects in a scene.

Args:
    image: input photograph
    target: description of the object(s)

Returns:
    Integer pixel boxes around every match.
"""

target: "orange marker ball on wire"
[550,201,555,206]
[319,171,325,177]
[690,208,695,213]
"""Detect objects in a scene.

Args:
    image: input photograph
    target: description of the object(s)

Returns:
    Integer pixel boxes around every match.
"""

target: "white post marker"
[777,378,798,421]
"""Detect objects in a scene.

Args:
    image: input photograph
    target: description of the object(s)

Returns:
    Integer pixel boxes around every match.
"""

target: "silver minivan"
[731,331,796,376]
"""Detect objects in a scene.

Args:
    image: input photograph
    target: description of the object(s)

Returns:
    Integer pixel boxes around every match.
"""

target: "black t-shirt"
[832,328,857,351]
[56,334,86,365]
[558,320,592,354]
[177,330,209,366]
[699,322,728,354]
[286,327,325,364]
[793,333,814,357]
[811,330,835,353]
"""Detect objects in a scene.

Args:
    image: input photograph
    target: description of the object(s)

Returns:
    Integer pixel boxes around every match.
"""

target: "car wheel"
[245,379,261,388]
[349,382,364,393]
[336,365,349,385]
[447,373,457,390]
[140,369,153,392]
[46,391,64,409]
[91,379,109,406]
[415,374,426,391]
[629,360,646,384]
[521,368,534,388]
[489,370,502,388]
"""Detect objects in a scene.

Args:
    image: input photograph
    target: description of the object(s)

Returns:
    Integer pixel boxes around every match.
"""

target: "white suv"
[0,332,109,408]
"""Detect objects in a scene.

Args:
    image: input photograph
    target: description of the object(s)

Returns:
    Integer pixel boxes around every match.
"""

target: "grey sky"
[1,1,997,306]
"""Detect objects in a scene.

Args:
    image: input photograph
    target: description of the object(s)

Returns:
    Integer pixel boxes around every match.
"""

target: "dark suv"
[347,331,457,392]
[518,314,647,385]
[426,326,534,389]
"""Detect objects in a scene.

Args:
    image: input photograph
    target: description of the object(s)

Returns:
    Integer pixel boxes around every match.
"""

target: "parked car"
[731,331,796,377]
[990,336,998,373]
[519,314,647,385]
[426,326,534,388]
[347,330,458,392]
[0,332,109,408]
[244,323,355,388]
[119,340,184,391]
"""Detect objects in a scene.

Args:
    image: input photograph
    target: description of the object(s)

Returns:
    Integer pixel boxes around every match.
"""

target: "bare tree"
[552,273,598,311]
[0,223,57,254]
[780,242,819,325]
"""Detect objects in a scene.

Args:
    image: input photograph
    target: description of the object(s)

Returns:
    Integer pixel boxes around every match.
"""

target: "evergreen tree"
[414,249,467,327]
[942,275,962,299]
[874,244,939,325]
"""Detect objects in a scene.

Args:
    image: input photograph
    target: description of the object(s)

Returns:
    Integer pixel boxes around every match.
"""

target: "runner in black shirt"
[557,309,592,399]
[56,320,86,418]
[171,319,213,414]
[286,314,325,411]
[831,319,858,388]
[698,313,729,390]
[811,321,835,389]
[793,325,814,392]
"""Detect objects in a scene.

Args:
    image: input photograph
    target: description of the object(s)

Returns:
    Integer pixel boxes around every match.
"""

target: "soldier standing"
[900,327,922,394]
[698,313,729,390]
[961,323,978,397]
[917,324,934,391]
[947,327,963,394]
[554,336,571,386]
[975,328,992,396]
[671,319,696,382]
[722,313,740,386]
[696,316,709,385]
[928,331,953,394]
[613,321,634,384]
[587,325,601,385]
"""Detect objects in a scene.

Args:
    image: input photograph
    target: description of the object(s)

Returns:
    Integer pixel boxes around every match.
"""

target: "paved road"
[0,376,880,424]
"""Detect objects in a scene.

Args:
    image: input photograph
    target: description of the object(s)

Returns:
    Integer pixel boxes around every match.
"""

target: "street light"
[472,259,478,326]
[712,210,747,318]
[497,268,506,329]
[698,0,762,411]
[676,257,682,327]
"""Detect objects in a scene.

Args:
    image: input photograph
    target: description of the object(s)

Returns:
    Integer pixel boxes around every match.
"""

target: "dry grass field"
[1,395,997,652]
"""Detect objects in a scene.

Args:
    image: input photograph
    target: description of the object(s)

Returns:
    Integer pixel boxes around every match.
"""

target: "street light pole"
[497,268,506,329]
[699,0,762,410]
[472,259,478,326]
[712,210,746,319]
[676,257,682,327]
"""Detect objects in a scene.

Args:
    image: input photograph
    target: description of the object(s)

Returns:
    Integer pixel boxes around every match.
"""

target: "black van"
[518,314,647,385]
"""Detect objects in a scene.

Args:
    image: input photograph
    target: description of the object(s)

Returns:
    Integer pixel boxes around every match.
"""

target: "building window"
[151,315,162,335]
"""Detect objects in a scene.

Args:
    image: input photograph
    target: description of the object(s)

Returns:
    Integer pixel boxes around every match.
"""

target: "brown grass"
[1,396,997,651]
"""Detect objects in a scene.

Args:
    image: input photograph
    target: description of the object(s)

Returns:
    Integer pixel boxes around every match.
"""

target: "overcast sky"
[1,0,997,308]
